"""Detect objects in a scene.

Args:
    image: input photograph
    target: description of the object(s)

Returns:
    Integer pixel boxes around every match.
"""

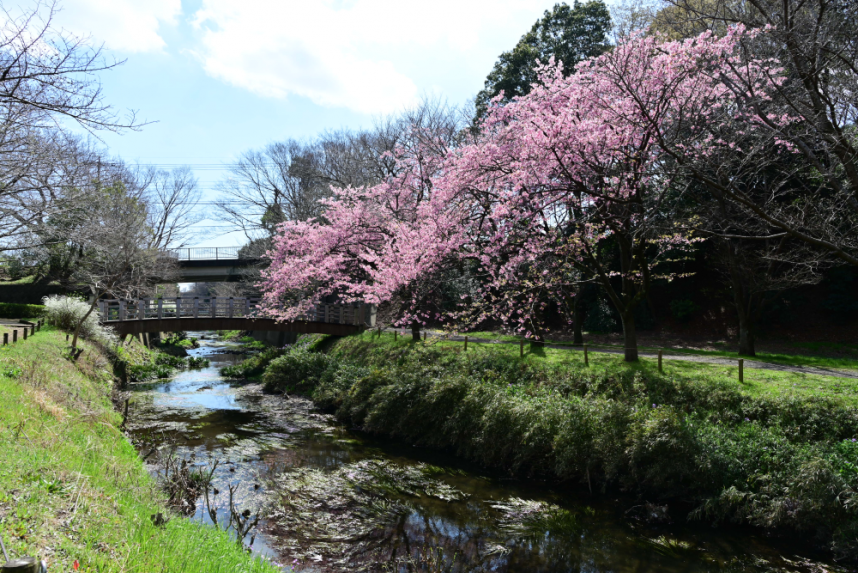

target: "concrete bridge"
[98,297,376,339]
[166,247,261,283]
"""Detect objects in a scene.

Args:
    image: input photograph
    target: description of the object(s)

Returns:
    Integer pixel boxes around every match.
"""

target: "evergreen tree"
[474,1,612,118]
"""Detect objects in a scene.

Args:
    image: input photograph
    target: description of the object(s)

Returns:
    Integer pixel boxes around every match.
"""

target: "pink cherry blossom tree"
[261,26,787,361]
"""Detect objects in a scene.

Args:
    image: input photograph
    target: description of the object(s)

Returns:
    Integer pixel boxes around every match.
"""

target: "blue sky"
[42,0,572,248]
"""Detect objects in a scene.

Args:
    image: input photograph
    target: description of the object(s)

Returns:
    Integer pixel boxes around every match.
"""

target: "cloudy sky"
[43,0,578,246]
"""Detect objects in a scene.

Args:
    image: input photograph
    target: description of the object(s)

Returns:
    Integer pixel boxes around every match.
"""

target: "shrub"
[220,347,285,379]
[669,299,699,322]
[187,356,210,369]
[42,295,116,346]
[0,302,44,319]
[262,348,332,393]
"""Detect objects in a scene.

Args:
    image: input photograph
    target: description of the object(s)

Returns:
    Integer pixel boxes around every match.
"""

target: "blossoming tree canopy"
[260,25,787,360]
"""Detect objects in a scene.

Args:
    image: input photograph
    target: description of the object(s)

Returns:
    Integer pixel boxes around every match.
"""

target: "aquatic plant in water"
[268,459,467,568]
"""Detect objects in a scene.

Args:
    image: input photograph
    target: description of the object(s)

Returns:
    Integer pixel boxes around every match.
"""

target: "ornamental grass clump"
[42,295,117,347]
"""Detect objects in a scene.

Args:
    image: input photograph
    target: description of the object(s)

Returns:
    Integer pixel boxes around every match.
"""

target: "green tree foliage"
[474,1,612,118]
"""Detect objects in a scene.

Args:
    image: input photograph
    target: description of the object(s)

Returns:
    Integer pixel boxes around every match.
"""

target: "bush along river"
[123,333,844,573]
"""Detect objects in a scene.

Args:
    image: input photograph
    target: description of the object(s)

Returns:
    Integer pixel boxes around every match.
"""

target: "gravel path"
[389,330,858,380]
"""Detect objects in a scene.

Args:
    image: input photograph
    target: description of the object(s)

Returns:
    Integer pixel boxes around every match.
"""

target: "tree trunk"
[620,311,638,362]
[737,311,756,357]
[724,242,757,357]
[411,321,421,342]
[572,292,584,346]
[71,297,100,357]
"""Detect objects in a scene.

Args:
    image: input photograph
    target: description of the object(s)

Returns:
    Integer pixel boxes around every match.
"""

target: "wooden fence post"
[584,344,589,366]
[29,325,34,336]
[658,350,663,373]
[12,330,17,343]
[22,329,27,341]
[2,333,7,345]
[394,331,397,341]
[739,359,744,383]
[464,336,468,351]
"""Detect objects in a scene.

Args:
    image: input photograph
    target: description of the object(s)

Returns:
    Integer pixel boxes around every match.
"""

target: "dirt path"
[394,330,858,380]
[0,320,36,342]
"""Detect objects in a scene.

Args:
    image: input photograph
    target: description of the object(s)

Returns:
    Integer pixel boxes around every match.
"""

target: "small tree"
[69,184,176,353]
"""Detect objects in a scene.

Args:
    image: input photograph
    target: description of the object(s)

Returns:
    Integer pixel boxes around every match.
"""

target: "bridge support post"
[211,297,218,318]
[193,298,199,319]
[158,299,163,319]
[139,299,145,320]
[228,298,234,318]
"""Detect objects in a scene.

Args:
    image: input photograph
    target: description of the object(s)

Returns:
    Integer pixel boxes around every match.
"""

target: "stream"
[124,333,842,573]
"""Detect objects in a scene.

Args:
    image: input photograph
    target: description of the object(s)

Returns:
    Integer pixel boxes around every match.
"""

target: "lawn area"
[452,329,858,372]
[367,330,858,405]
[0,327,282,572]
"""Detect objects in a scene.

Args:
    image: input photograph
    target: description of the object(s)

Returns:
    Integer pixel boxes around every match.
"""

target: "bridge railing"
[163,247,242,261]
[98,297,375,327]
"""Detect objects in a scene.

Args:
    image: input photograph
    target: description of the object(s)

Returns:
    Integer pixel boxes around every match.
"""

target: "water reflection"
[124,333,840,573]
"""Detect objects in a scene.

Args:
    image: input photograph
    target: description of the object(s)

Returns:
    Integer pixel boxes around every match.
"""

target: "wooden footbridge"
[98,297,375,337]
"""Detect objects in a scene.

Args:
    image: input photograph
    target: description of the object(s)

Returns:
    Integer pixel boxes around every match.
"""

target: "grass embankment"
[255,331,858,561]
[0,327,280,572]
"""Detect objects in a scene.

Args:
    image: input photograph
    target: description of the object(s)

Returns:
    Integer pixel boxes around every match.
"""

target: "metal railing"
[164,247,242,261]
[98,297,375,327]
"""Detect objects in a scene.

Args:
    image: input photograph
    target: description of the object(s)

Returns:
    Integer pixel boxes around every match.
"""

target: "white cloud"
[54,0,181,53]
[192,0,548,115]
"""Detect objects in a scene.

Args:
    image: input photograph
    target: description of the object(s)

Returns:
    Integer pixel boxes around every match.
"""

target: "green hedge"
[0,302,44,319]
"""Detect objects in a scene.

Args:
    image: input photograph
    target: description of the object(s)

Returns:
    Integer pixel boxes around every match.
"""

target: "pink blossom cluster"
[260,26,789,333]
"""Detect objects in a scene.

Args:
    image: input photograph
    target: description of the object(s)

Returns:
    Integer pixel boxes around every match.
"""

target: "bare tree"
[610,0,660,42]
[656,0,858,267]
[214,140,329,241]
[69,183,178,352]
[0,0,143,259]
[215,97,469,242]
[0,0,141,132]
[138,165,203,248]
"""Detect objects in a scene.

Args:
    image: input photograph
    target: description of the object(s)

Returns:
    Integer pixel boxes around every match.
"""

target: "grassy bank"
[0,327,281,572]
[257,332,858,562]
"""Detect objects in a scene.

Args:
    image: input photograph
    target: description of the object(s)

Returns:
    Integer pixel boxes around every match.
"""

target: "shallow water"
[125,333,844,573]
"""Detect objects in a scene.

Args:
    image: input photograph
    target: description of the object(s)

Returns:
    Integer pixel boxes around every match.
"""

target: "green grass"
[0,275,37,285]
[0,327,284,572]
[447,329,858,372]
[369,331,858,404]
[216,330,243,341]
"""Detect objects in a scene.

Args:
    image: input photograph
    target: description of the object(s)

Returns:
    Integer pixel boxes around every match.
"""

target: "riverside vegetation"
[0,326,280,572]
[231,332,858,563]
